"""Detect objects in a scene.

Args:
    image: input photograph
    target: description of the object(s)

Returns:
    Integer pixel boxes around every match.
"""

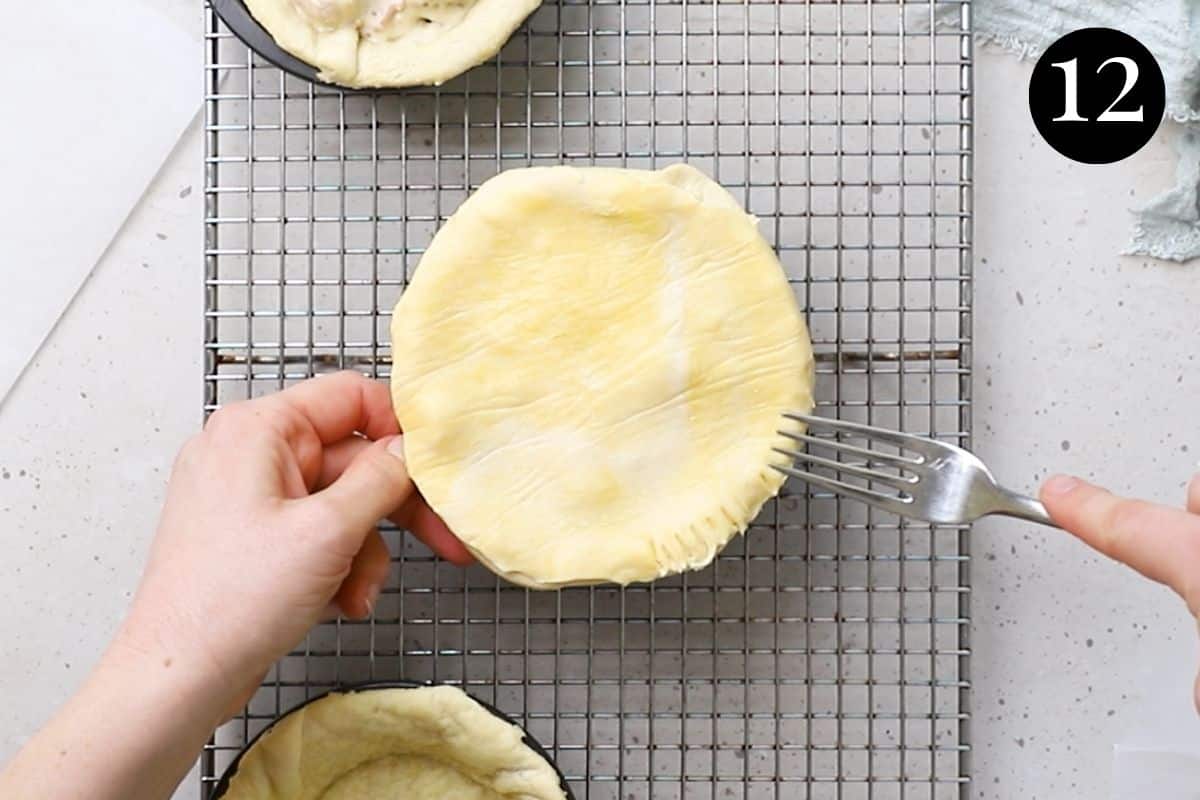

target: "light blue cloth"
[927,0,1200,262]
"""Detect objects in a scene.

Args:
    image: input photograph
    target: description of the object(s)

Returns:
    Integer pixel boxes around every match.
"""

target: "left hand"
[116,371,473,713]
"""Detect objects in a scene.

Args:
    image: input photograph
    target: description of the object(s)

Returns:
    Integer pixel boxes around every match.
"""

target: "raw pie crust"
[219,685,565,799]
[242,0,542,88]
[390,164,815,588]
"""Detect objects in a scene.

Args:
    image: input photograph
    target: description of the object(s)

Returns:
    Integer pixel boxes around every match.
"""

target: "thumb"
[309,436,414,547]
[1040,474,1200,613]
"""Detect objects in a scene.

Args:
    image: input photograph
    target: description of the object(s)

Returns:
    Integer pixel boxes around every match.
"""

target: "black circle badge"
[1029,28,1165,164]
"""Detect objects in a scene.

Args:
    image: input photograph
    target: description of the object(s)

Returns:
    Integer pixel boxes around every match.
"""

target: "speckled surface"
[970,53,1200,798]
[0,45,1198,800]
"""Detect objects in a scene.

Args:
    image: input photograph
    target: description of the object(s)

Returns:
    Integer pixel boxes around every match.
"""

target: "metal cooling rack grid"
[202,0,972,797]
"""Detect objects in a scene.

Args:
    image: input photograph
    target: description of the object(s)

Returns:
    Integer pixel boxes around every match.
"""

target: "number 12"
[1051,57,1143,123]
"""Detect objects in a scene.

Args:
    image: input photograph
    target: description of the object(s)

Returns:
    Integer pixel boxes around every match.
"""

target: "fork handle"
[990,486,1059,528]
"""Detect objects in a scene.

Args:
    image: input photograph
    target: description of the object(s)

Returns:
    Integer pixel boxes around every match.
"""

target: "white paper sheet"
[0,2,198,401]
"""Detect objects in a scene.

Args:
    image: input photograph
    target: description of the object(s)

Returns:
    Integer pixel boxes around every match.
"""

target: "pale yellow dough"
[220,685,565,800]
[390,164,815,589]
[243,0,542,87]
[323,755,500,799]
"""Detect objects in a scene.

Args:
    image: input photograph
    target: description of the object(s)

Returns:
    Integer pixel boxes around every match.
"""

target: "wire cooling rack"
[202,0,972,797]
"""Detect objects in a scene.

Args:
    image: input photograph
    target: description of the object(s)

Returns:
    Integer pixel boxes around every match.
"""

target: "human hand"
[1040,473,1200,712]
[116,371,472,712]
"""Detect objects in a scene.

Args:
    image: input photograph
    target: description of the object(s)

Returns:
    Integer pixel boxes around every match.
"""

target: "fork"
[772,412,1056,527]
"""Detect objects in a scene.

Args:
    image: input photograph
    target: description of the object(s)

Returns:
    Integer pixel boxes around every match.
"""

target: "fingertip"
[1186,473,1200,515]
[420,523,476,566]
[363,582,382,617]
[385,435,407,461]
[1041,474,1082,499]
[1039,474,1108,527]
[405,498,475,567]
[442,540,477,567]
[333,585,373,620]
[311,437,414,543]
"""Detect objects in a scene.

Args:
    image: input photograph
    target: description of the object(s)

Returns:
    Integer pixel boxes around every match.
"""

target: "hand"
[117,371,472,711]
[1,371,475,800]
[1040,473,1200,712]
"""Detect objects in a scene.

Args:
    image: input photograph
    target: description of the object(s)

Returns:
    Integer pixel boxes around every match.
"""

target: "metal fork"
[773,412,1056,527]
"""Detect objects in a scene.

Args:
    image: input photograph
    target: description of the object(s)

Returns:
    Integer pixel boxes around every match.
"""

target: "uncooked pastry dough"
[219,685,566,800]
[322,755,499,799]
[242,0,542,87]
[390,164,815,589]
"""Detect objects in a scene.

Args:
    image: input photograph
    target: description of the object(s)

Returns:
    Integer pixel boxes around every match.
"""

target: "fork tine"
[777,430,923,468]
[772,464,915,517]
[783,411,944,459]
[772,447,916,493]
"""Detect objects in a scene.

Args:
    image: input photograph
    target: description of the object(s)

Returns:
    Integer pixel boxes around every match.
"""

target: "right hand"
[1040,473,1200,713]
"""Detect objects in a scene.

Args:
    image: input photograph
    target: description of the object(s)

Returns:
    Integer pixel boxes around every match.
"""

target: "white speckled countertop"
[970,54,1200,798]
[0,32,1197,800]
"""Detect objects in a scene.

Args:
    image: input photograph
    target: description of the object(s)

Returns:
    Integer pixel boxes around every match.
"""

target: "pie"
[242,0,542,87]
[390,164,815,588]
[218,685,566,799]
